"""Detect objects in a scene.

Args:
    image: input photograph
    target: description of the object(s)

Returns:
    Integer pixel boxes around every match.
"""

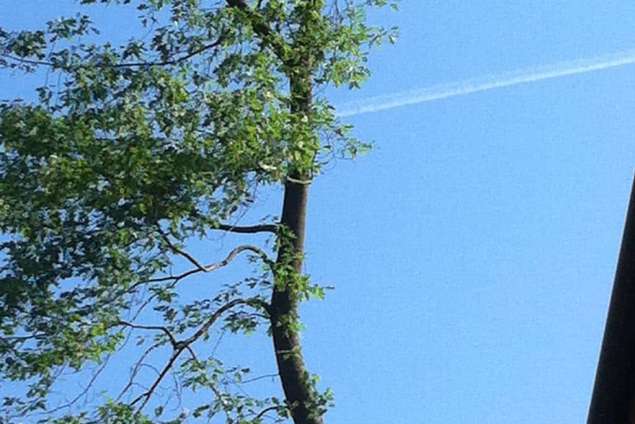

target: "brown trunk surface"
[270,179,323,424]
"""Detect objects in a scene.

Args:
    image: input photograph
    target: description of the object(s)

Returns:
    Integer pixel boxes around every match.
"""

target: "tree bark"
[271,178,324,424]
[269,44,324,421]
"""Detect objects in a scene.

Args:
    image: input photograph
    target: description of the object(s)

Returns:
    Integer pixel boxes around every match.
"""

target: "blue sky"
[2,1,635,423]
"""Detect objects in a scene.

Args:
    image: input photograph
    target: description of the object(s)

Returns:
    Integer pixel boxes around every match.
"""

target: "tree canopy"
[0,1,396,423]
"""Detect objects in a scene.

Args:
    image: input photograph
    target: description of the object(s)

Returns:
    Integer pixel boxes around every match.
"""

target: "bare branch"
[157,230,208,272]
[128,298,263,413]
[117,342,162,402]
[254,405,280,421]
[182,299,249,346]
[214,223,279,234]
[40,357,111,416]
[130,350,180,411]
[239,373,279,385]
[115,321,194,356]
[141,245,273,286]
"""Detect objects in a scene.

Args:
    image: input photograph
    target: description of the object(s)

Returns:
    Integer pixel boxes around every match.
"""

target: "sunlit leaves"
[0,0,397,422]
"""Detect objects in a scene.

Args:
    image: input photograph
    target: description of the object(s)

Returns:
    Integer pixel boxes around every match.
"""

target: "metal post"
[588,175,635,423]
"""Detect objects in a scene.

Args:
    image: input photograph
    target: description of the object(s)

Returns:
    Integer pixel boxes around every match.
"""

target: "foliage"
[0,1,396,423]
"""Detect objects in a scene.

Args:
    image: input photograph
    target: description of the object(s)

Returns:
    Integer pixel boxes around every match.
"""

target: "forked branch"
[128,298,267,413]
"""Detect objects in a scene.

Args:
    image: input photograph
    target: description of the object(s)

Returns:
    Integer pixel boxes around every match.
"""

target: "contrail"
[336,49,635,117]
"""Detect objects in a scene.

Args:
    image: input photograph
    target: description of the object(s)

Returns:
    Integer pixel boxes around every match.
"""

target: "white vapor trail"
[336,49,635,117]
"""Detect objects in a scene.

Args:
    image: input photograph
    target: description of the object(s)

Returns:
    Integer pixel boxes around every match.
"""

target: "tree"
[0,1,396,423]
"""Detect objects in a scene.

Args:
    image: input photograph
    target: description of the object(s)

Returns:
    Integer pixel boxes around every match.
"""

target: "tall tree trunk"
[269,54,324,422]
[271,179,323,424]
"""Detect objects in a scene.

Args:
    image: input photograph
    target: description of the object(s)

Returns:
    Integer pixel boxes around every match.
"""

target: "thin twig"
[40,357,111,416]
[128,298,264,413]
[117,342,162,402]
[115,320,196,359]
[239,373,279,385]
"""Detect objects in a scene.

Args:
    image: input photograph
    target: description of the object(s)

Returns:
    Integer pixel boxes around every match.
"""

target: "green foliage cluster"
[0,1,397,422]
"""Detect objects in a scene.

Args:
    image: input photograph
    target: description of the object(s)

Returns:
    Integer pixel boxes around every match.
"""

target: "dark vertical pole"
[588,176,635,423]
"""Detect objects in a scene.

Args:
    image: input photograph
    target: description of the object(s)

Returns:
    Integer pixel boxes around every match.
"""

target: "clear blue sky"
[2,1,635,423]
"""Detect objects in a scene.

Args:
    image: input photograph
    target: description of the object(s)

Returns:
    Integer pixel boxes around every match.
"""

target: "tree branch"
[130,349,180,412]
[181,298,251,346]
[115,320,196,359]
[254,405,281,421]
[40,357,111,416]
[1,36,225,70]
[239,373,279,384]
[214,223,279,234]
[158,230,208,272]
[117,342,162,402]
[128,298,264,413]
[141,245,273,286]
